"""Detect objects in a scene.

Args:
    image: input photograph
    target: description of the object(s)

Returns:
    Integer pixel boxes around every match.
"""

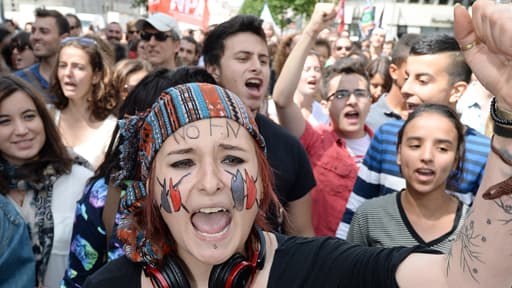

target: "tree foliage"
[239,0,316,29]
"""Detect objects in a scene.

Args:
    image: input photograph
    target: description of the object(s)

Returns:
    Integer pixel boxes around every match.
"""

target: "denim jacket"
[0,194,35,288]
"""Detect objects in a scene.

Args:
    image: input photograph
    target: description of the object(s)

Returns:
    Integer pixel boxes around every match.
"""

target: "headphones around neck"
[146,227,266,288]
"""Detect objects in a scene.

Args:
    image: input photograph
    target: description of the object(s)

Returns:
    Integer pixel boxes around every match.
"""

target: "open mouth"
[245,78,262,95]
[344,110,359,120]
[415,168,435,180]
[191,208,232,236]
[306,79,317,86]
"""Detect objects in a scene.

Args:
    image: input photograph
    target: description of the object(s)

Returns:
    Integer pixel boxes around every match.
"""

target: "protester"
[110,58,152,101]
[369,27,386,59]
[365,33,421,130]
[347,104,469,253]
[49,36,118,169]
[15,8,69,102]
[334,37,353,60]
[0,75,92,287]
[337,33,490,240]
[313,38,330,69]
[0,27,12,73]
[61,67,217,288]
[382,40,395,58]
[273,5,372,236]
[10,31,37,71]
[290,51,329,126]
[366,56,392,103]
[106,22,123,44]
[203,13,316,236]
[178,36,200,66]
[137,13,181,70]
[66,13,82,37]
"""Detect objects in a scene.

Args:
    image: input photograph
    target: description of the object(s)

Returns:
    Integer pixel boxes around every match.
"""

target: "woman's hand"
[454,0,512,111]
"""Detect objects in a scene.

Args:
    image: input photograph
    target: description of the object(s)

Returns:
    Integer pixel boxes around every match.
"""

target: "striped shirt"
[336,119,489,239]
[347,191,469,253]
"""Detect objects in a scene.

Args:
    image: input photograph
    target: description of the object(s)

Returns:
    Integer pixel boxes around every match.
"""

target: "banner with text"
[148,0,209,30]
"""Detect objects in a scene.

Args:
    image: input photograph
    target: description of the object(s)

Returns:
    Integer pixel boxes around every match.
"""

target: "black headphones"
[146,227,266,288]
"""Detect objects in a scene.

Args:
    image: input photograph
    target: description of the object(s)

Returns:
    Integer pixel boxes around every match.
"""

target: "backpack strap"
[102,182,122,250]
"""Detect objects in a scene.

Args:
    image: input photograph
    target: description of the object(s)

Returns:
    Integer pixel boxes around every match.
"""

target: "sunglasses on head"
[140,31,172,42]
[61,37,97,46]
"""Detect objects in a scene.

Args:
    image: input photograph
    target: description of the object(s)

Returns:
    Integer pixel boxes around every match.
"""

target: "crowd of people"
[0,0,511,287]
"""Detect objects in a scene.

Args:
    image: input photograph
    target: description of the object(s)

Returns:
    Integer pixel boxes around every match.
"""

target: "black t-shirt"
[268,234,439,287]
[255,113,316,232]
[83,234,439,288]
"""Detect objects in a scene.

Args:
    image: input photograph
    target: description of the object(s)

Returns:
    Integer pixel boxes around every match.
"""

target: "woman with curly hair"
[50,36,119,169]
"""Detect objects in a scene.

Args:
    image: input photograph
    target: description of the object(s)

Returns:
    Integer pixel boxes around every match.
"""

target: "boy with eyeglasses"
[136,13,180,70]
[273,4,373,236]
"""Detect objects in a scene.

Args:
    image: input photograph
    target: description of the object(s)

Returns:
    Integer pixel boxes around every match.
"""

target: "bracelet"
[482,135,512,200]
[490,97,512,126]
[493,122,512,138]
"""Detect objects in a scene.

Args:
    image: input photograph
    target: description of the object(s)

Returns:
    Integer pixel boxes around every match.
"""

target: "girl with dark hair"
[0,75,92,287]
[10,31,37,71]
[366,56,392,103]
[347,104,469,252]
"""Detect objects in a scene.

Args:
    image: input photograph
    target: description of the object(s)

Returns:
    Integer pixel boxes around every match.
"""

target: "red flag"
[148,0,209,31]
[336,0,345,34]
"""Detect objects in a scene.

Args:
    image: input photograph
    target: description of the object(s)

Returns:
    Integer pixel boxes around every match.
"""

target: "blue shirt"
[0,194,35,288]
[15,64,55,103]
[336,119,490,239]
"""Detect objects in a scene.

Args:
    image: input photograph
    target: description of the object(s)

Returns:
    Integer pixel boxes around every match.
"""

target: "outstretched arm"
[272,3,336,138]
[397,2,512,287]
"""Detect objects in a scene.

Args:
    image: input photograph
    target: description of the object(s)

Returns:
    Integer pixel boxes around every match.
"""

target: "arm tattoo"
[447,209,485,283]
[494,195,512,225]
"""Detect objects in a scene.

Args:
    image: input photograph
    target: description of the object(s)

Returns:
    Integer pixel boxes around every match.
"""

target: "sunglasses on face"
[128,30,139,34]
[336,46,352,51]
[327,89,369,100]
[140,31,172,42]
[12,43,30,53]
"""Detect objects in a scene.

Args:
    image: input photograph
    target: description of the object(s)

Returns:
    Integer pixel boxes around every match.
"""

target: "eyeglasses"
[336,46,352,51]
[140,31,172,42]
[327,89,369,100]
[61,37,97,46]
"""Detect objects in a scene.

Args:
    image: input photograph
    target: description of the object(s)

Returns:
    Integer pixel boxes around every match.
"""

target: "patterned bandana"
[115,83,265,266]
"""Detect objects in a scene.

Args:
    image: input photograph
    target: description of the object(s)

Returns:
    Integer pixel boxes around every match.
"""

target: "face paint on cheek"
[157,177,173,213]
[244,169,259,209]
[157,173,191,214]
[225,169,245,211]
